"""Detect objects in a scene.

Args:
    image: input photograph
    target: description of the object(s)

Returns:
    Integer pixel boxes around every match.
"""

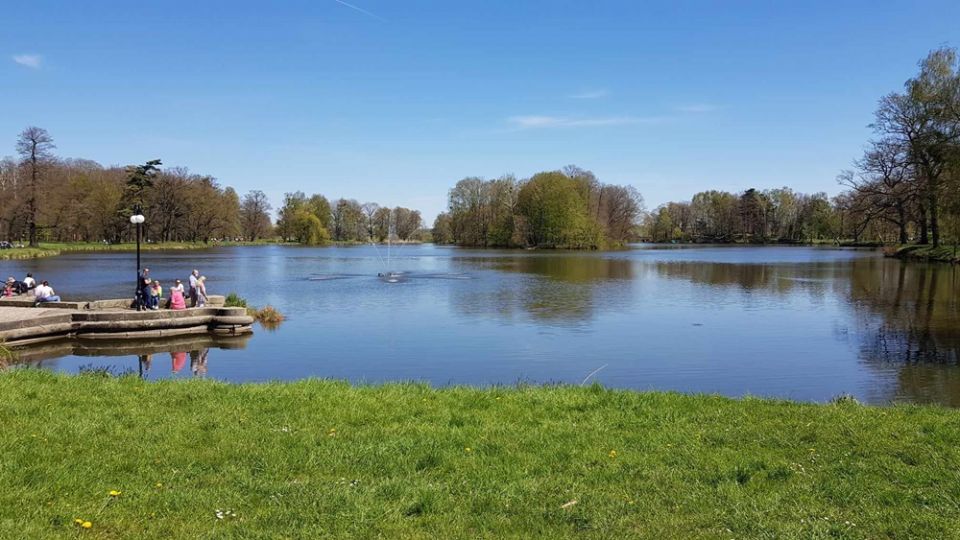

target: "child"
[149,280,163,310]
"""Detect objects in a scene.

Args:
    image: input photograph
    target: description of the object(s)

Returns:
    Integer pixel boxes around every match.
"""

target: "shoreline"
[0,240,428,260]
[0,370,956,538]
[891,244,960,264]
[0,296,253,347]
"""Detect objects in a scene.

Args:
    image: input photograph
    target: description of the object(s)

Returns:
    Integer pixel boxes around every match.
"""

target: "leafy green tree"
[432,212,453,244]
[517,171,600,248]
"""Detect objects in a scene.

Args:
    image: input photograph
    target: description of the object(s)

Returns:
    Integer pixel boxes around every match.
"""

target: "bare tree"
[240,190,273,241]
[15,127,55,246]
[361,202,380,240]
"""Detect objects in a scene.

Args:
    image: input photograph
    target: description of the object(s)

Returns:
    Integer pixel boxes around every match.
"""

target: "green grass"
[895,244,960,263]
[1,370,958,539]
[0,241,291,260]
[0,247,59,260]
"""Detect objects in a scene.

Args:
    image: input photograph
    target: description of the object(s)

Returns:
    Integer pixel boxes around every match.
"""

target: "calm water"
[4,244,960,406]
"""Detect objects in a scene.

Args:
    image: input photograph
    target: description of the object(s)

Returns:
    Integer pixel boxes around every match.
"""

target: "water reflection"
[453,254,635,324]
[656,256,960,404]
[17,334,249,380]
[847,259,960,365]
[138,354,152,377]
[4,245,960,405]
[191,349,209,377]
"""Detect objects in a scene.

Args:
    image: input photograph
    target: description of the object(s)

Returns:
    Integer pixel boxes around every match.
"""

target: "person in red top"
[171,351,187,373]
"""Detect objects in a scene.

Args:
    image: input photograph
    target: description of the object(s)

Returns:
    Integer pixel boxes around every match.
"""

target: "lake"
[3,244,959,406]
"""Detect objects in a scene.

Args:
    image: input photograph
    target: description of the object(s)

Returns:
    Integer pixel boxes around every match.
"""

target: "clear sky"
[2,1,959,221]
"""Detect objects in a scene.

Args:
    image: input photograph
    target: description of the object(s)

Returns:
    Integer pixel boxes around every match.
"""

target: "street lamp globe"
[130,214,145,225]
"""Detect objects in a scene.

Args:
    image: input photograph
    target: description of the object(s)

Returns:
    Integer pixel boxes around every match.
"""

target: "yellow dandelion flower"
[465,447,473,452]
[109,490,122,497]
[74,518,84,525]
[155,483,163,488]
[82,521,92,529]
[609,450,618,458]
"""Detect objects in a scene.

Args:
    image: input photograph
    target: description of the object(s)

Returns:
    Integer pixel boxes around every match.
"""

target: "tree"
[15,126,55,246]
[840,140,916,244]
[240,190,273,241]
[361,202,380,240]
[432,212,453,244]
[517,171,599,248]
[601,185,644,245]
[276,192,308,241]
[126,159,162,205]
[870,48,960,247]
[393,207,422,240]
[372,207,391,242]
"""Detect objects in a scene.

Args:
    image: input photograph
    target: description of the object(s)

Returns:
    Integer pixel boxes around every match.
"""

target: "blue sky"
[2,1,958,221]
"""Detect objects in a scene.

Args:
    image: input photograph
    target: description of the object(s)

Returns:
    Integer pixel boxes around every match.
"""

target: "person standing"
[136,268,151,311]
[188,269,200,308]
[196,276,208,307]
[169,280,187,310]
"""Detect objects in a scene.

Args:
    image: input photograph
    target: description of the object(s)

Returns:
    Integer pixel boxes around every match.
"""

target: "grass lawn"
[0,241,288,260]
[1,370,958,538]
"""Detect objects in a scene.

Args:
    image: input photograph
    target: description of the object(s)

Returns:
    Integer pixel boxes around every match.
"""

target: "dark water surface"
[3,244,960,406]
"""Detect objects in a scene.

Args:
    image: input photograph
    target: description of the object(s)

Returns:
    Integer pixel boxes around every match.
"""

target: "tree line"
[839,47,960,248]
[274,192,423,245]
[432,165,644,249]
[642,187,839,243]
[1,128,272,246]
[1,127,429,247]
[644,47,960,246]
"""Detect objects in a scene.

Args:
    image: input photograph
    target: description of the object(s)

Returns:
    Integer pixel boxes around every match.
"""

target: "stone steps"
[0,296,254,347]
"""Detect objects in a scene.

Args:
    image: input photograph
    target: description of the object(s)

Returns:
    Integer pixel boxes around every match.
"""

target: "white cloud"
[332,0,385,21]
[508,115,660,129]
[569,89,609,99]
[676,104,718,113]
[12,54,42,69]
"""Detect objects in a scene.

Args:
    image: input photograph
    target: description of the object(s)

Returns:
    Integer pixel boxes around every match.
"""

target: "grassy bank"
[1,371,958,538]
[893,244,960,263]
[0,241,287,261]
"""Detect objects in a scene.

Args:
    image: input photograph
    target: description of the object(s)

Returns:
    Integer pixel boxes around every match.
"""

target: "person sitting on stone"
[22,273,36,290]
[7,276,28,295]
[3,278,15,297]
[34,280,61,305]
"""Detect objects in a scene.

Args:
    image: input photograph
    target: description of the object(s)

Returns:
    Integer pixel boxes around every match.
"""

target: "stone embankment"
[0,295,254,347]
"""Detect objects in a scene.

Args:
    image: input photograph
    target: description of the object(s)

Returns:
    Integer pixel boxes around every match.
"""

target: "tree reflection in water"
[655,257,960,404]
[451,254,636,325]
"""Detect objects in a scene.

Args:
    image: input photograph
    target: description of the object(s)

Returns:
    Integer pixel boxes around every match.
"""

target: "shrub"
[224,293,248,308]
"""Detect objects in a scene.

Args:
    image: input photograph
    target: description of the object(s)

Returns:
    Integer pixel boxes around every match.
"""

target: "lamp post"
[130,204,145,309]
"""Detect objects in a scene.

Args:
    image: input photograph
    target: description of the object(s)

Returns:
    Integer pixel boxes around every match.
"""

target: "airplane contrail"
[333,0,386,22]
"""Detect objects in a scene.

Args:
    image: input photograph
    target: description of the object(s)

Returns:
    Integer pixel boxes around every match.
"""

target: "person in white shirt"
[188,269,200,307]
[34,280,61,304]
[23,273,36,289]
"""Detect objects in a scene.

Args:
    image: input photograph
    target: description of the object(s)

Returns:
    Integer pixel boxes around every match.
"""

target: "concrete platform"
[0,295,255,348]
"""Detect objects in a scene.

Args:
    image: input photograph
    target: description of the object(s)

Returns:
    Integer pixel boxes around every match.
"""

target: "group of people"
[3,273,62,304]
[135,268,208,311]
